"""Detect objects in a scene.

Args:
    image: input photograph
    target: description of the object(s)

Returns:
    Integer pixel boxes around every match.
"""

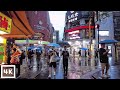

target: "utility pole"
[88,11,94,59]
[89,17,92,58]
[97,11,100,49]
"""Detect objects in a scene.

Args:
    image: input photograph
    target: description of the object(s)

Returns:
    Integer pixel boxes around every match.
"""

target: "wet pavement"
[18,55,120,79]
[1,54,119,79]
[17,55,47,79]
[91,65,120,79]
[80,57,120,79]
[35,56,102,79]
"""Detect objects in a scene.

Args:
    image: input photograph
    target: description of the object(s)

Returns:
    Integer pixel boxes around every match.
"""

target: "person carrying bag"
[10,48,21,77]
[10,48,20,64]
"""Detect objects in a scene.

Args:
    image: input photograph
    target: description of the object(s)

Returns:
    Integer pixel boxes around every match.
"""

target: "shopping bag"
[55,56,60,62]
[10,57,20,64]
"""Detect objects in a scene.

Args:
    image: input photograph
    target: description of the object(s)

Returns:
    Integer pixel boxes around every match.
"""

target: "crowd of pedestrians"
[4,41,112,79]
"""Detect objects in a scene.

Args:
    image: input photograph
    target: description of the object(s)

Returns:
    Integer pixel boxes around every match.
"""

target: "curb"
[80,68,101,79]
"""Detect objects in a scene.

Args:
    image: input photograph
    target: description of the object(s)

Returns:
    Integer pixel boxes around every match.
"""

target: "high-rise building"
[53,30,59,43]
[26,11,53,43]
[95,11,120,61]
[55,31,59,43]
[64,11,95,56]
[113,11,120,59]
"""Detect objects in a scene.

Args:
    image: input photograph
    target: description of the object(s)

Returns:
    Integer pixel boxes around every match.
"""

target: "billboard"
[66,11,82,23]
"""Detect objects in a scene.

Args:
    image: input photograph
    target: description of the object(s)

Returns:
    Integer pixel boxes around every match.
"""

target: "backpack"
[21,53,25,59]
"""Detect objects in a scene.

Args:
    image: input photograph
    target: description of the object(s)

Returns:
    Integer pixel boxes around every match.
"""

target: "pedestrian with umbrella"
[57,41,70,47]
[78,49,81,60]
[99,43,110,78]
[61,45,70,78]
[48,48,58,79]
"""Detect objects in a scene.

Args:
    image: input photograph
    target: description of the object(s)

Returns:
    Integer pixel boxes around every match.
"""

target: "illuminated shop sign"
[66,11,81,23]
[0,12,12,34]
[99,31,109,36]
[69,36,80,39]
[15,40,50,45]
[68,30,79,34]
[0,36,6,44]
[68,30,80,40]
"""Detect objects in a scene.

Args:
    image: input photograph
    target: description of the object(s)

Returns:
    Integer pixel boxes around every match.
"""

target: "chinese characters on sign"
[0,12,12,34]
[67,11,78,22]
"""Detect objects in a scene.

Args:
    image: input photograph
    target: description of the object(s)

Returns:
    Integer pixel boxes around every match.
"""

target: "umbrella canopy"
[80,47,88,50]
[27,46,35,50]
[99,39,118,44]
[57,41,70,47]
[48,43,60,48]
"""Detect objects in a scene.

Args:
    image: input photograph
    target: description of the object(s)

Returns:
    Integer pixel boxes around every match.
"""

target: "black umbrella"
[57,41,70,47]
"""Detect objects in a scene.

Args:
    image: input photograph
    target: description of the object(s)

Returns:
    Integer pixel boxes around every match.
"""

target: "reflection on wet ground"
[14,55,120,79]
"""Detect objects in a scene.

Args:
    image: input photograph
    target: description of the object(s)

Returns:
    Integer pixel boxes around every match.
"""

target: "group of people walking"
[7,44,43,78]
[47,43,110,79]
[9,44,25,77]
[47,46,70,79]
[6,42,111,79]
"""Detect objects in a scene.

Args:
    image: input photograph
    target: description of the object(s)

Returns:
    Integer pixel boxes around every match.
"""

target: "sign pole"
[89,17,92,59]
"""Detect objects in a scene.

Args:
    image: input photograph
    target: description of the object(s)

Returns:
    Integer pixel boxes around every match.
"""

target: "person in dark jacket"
[78,50,81,60]
[61,46,70,77]
[28,49,34,69]
[95,49,98,59]
[36,50,42,67]
[99,43,110,78]
[19,50,25,65]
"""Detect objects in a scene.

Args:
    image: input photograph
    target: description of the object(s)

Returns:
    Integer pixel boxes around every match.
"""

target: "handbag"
[55,56,60,62]
[10,57,19,64]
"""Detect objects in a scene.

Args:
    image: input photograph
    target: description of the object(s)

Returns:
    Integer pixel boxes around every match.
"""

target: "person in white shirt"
[48,49,57,79]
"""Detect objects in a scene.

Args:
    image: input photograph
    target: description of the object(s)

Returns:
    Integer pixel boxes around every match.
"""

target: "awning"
[0,11,35,39]
[65,25,95,32]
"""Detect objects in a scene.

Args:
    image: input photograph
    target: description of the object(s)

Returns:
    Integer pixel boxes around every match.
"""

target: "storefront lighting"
[0,31,8,34]
[68,41,72,45]
[75,41,80,45]
[0,36,4,43]
[68,30,79,34]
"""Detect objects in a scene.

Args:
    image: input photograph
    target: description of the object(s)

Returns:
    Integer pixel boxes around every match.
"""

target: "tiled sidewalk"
[67,57,101,79]
[18,57,48,79]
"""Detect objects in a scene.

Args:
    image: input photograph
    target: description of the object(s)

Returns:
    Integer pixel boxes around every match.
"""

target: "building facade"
[64,11,95,56]
[53,30,59,43]
[113,11,120,58]
[95,11,120,60]
[26,11,53,43]
[95,11,114,48]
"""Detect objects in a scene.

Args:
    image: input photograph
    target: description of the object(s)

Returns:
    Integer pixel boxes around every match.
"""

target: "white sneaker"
[105,74,110,78]
[53,72,56,76]
[101,74,106,78]
[48,75,51,78]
